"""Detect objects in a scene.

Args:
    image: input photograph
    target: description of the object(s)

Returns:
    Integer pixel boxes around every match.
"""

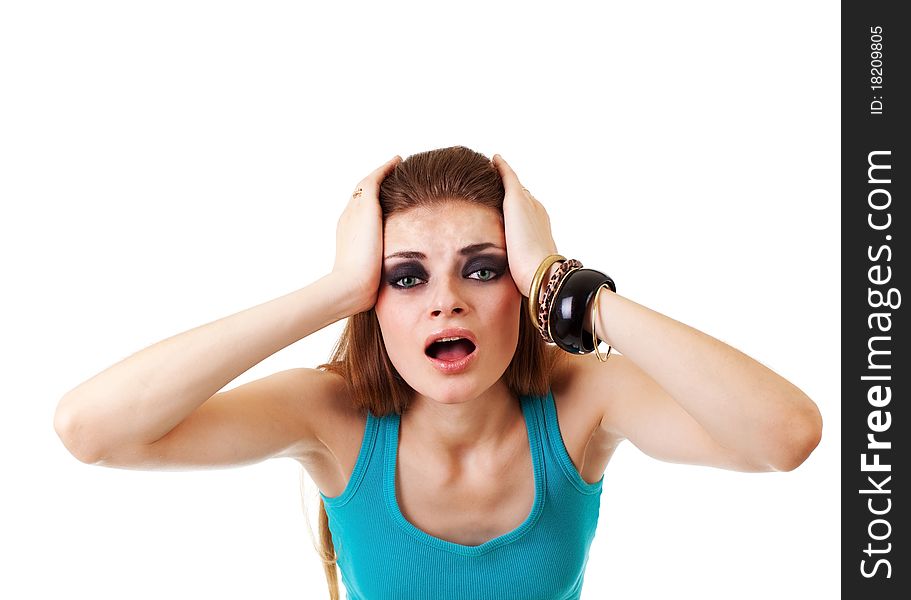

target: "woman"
[54,146,823,599]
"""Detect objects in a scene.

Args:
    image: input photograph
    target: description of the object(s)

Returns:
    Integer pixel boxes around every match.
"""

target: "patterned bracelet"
[537,259,583,342]
[527,254,566,327]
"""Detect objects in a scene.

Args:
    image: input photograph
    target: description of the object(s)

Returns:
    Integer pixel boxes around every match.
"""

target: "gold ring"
[352,187,364,199]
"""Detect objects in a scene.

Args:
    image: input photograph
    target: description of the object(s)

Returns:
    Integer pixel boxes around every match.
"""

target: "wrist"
[583,283,615,334]
[323,272,376,317]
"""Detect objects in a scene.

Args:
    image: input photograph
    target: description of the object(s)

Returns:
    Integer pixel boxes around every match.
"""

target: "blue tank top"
[319,388,604,600]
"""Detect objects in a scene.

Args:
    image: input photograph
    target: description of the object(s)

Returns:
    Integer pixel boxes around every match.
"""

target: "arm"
[488,155,820,472]
[54,155,400,465]
[53,273,363,464]
[585,287,822,472]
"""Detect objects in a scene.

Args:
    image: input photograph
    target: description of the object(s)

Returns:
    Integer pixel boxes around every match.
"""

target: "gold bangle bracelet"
[591,283,613,362]
[527,254,565,326]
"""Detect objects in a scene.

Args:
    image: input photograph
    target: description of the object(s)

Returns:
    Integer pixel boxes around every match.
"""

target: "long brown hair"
[306,145,565,599]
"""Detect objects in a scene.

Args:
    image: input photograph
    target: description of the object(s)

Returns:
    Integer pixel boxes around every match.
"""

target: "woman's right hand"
[330,155,402,314]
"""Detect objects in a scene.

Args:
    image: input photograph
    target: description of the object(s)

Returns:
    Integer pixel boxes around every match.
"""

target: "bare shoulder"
[550,347,600,430]
[293,369,368,497]
[551,351,629,412]
[547,348,625,476]
[549,348,629,432]
[309,369,365,435]
[548,348,616,432]
[300,368,362,442]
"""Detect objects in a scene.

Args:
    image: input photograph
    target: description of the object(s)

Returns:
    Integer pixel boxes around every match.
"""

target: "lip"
[424,327,479,375]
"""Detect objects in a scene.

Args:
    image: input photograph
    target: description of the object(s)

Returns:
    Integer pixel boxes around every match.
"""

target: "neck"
[401,380,523,465]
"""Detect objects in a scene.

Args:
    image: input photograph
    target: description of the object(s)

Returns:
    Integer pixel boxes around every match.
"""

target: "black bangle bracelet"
[547,268,616,354]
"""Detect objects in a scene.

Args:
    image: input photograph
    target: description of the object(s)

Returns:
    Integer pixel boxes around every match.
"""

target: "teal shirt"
[320,388,604,600]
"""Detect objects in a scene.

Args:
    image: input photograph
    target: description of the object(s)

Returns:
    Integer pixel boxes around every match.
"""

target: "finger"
[367,155,402,182]
[376,154,403,173]
[491,154,523,191]
[353,155,402,196]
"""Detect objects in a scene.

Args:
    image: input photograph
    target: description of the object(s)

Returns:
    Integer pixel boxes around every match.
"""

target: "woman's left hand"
[491,154,559,297]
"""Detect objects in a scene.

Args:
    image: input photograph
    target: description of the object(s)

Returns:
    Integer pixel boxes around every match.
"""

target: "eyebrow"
[384,242,505,261]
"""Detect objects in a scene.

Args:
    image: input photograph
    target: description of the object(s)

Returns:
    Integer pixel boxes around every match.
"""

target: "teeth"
[436,336,464,343]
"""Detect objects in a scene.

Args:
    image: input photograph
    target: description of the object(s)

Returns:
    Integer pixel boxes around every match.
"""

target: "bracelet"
[527,254,618,359]
[527,254,565,327]
[591,283,614,362]
[538,259,582,342]
[547,267,616,355]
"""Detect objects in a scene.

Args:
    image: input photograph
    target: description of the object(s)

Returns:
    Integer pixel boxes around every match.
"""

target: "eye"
[386,260,504,290]
[468,267,500,282]
[392,275,426,289]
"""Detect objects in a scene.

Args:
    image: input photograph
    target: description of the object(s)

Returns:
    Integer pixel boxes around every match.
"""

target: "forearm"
[589,288,821,468]
[54,273,359,457]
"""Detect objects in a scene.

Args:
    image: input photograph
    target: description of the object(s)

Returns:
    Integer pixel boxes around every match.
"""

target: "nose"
[428,275,467,317]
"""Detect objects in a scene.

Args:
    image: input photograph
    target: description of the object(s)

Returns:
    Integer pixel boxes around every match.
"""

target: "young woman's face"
[375,201,522,404]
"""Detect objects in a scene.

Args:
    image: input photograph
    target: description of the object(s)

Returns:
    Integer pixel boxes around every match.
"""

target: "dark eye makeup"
[385,255,508,290]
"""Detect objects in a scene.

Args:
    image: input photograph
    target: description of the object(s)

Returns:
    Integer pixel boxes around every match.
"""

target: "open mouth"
[425,338,477,361]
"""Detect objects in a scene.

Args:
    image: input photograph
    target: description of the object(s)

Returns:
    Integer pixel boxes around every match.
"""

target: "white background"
[1,1,839,598]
